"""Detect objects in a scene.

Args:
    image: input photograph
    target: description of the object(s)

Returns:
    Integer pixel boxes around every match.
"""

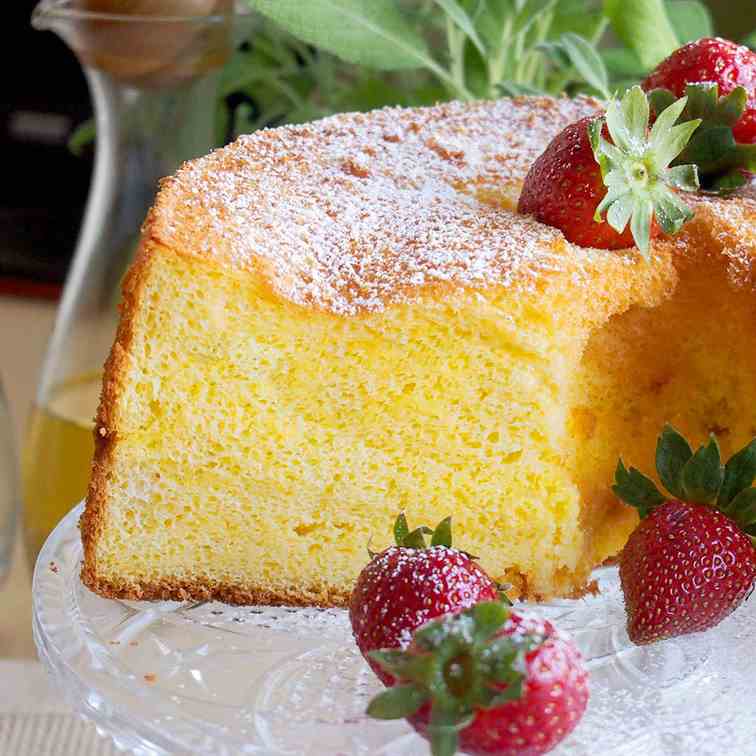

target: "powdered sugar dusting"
[149,96,756,314]
[687,184,756,286]
[151,97,600,315]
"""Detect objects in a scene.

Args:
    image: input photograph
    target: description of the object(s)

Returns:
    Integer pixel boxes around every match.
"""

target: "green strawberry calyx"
[648,83,756,194]
[367,601,541,756]
[588,85,701,259]
[613,424,756,544]
[392,513,453,549]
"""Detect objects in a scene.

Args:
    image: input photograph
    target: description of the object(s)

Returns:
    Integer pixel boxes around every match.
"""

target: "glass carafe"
[24,0,252,566]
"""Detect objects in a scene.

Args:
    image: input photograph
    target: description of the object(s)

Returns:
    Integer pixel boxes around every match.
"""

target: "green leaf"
[647,87,677,116]
[497,80,547,96]
[550,5,607,43]
[728,488,756,530]
[683,126,737,171]
[680,436,724,505]
[431,516,453,548]
[435,0,487,57]
[488,676,524,706]
[744,30,756,50]
[558,32,611,98]
[602,47,646,78]
[623,85,651,144]
[630,197,654,256]
[394,512,410,546]
[369,648,409,675]
[606,191,634,232]
[649,95,688,149]
[651,186,695,234]
[246,0,446,76]
[613,459,666,517]
[665,0,713,44]
[429,724,460,756]
[664,164,699,192]
[719,439,756,509]
[716,87,748,128]
[469,601,509,643]
[404,526,433,549]
[655,424,693,499]
[367,684,429,719]
[652,116,701,171]
[604,0,679,69]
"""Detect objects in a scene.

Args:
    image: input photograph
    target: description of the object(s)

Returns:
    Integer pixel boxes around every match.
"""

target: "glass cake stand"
[34,503,756,756]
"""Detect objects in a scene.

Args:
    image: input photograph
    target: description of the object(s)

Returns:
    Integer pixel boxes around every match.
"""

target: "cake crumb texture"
[81,96,756,605]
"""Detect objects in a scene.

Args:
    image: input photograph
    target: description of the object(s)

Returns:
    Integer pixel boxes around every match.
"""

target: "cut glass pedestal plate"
[33,503,756,755]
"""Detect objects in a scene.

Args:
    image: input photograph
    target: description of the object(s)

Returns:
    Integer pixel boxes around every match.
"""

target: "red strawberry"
[350,514,498,685]
[642,37,756,144]
[518,87,700,258]
[614,424,756,644]
[368,601,589,756]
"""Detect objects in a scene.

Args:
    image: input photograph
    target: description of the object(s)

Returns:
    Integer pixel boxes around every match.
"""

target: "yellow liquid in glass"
[22,374,100,565]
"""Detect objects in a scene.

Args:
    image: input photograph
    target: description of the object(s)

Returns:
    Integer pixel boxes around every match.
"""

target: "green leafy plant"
[71,1,756,150]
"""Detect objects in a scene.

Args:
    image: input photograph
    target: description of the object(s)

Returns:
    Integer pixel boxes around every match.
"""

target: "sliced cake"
[80,96,756,605]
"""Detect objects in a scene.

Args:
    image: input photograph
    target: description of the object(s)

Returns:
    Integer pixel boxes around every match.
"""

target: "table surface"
[0,294,57,659]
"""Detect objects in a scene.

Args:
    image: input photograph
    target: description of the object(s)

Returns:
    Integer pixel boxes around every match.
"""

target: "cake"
[80,95,756,605]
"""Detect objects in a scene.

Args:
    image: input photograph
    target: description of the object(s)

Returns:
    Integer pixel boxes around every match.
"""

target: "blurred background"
[1,0,754,660]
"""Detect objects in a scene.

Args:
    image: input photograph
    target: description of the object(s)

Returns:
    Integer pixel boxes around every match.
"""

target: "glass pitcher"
[24,0,253,566]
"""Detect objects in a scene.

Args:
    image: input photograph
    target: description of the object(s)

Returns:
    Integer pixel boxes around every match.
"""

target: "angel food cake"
[80,95,756,605]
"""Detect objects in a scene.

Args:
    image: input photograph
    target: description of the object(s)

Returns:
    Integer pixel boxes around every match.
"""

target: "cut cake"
[81,96,756,605]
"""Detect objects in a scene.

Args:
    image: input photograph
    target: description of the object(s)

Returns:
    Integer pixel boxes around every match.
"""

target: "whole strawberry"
[367,601,589,756]
[518,86,701,257]
[642,37,756,144]
[614,425,756,644]
[350,514,498,685]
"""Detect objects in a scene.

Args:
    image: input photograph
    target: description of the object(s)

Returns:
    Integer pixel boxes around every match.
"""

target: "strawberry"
[614,424,756,644]
[367,601,589,756]
[350,514,498,685]
[518,86,701,258]
[642,37,756,144]
[647,81,756,192]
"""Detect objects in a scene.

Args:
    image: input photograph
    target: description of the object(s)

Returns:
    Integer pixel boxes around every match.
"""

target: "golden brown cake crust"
[81,95,756,607]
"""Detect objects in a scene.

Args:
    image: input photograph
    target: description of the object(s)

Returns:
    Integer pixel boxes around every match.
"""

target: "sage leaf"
[665,0,713,44]
[559,32,610,99]
[604,0,679,69]
[602,48,646,78]
[435,0,487,57]
[247,0,438,72]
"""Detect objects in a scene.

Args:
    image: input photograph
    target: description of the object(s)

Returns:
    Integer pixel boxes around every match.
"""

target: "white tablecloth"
[0,661,116,755]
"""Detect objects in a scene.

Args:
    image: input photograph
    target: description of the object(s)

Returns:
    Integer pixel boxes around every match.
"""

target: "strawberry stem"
[614,424,756,532]
[590,86,701,258]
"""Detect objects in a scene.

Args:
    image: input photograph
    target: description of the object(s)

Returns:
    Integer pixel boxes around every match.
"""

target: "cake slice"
[81,96,756,605]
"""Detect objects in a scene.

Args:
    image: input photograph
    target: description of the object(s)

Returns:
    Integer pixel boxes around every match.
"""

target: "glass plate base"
[33,503,756,755]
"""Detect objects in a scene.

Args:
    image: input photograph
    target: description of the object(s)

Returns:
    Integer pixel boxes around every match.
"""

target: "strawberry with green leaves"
[350,515,499,685]
[518,86,701,258]
[642,37,756,146]
[614,425,756,645]
[367,601,589,756]
[646,81,756,193]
